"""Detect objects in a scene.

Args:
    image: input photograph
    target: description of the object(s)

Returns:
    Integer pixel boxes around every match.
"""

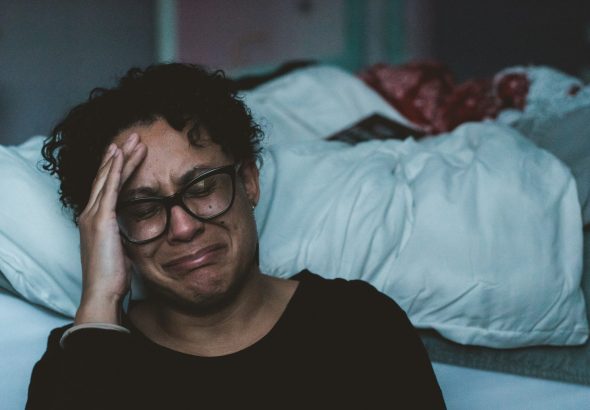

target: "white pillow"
[0,136,81,316]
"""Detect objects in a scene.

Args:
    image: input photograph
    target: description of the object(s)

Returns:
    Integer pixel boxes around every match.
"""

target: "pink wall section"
[177,0,346,72]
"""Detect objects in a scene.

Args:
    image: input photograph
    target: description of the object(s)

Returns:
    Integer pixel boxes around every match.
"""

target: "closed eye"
[128,203,162,221]
[185,177,217,198]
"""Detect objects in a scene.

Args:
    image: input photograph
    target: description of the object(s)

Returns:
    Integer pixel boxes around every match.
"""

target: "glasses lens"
[118,201,166,243]
[183,172,234,218]
[117,167,235,243]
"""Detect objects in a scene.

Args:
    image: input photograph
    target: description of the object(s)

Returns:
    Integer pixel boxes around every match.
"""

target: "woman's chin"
[149,266,252,314]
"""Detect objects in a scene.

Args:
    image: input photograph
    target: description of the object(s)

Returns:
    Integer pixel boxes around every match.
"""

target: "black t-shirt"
[26,271,446,409]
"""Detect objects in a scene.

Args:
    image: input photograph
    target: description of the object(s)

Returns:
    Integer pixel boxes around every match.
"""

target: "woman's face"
[112,119,260,312]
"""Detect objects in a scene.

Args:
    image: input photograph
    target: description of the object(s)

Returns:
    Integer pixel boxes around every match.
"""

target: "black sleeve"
[348,279,447,409]
[26,325,133,410]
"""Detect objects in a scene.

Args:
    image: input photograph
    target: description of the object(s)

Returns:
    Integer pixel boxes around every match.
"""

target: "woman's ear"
[238,159,260,207]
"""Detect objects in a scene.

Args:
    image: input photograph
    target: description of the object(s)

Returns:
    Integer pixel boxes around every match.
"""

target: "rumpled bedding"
[359,62,590,225]
[246,65,588,348]
[256,122,587,348]
[496,66,590,224]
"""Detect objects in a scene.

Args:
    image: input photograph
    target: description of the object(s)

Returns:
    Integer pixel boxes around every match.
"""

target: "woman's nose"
[167,205,204,242]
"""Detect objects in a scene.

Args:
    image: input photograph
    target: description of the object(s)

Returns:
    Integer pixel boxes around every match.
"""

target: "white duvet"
[256,122,587,348]
[241,65,588,348]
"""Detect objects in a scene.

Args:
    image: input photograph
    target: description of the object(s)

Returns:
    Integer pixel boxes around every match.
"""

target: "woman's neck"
[129,272,298,357]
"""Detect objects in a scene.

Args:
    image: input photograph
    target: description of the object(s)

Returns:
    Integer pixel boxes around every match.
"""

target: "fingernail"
[107,144,116,155]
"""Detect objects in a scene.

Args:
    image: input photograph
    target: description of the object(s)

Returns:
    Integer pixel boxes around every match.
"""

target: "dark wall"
[0,0,156,145]
[430,0,590,81]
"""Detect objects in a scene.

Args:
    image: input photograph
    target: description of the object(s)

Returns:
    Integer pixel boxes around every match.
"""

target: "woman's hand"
[75,133,147,325]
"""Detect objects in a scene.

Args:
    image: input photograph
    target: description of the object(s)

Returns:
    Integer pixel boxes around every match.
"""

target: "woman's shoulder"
[290,270,409,324]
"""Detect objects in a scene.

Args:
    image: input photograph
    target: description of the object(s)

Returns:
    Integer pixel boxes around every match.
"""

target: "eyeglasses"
[116,164,238,244]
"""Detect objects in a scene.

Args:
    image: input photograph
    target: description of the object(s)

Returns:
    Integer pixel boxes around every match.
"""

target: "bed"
[1,62,590,409]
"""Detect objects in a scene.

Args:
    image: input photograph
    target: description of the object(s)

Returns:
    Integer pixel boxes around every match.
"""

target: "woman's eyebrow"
[119,186,159,201]
[120,166,214,200]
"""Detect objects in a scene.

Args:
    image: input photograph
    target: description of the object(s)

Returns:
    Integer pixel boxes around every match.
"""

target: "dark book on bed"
[326,113,424,144]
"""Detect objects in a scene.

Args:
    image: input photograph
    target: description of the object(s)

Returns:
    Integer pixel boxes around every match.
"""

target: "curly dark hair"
[42,63,263,224]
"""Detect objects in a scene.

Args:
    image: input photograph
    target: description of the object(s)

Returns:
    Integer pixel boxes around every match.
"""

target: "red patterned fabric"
[358,62,529,134]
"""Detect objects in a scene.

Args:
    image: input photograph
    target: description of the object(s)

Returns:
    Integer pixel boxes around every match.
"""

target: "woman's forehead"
[114,119,231,191]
